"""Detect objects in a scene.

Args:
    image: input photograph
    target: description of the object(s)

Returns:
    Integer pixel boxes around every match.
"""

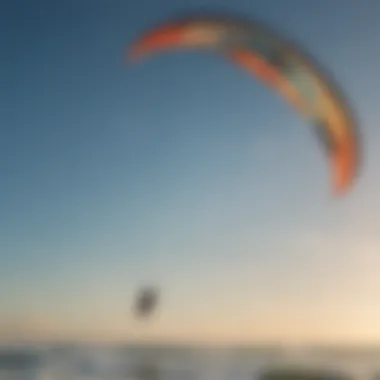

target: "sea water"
[0,345,379,380]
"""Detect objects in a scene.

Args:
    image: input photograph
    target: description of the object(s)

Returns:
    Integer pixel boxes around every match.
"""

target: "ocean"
[0,345,379,380]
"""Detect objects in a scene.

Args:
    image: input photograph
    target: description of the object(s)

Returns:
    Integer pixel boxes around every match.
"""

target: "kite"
[128,13,360,196]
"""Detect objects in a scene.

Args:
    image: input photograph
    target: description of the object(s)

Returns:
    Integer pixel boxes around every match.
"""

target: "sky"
[2,0,380,345]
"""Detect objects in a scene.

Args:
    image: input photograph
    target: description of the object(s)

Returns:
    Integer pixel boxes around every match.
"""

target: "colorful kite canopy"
[128,13,360,196]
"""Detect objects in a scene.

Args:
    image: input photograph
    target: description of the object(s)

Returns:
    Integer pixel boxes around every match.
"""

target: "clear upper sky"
[2,0,380,344]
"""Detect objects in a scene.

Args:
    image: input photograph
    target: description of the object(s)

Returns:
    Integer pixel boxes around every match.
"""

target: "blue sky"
[2,0,380,344]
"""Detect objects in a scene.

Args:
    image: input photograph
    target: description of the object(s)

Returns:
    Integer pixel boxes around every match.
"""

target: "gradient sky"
[2,0,380,344]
